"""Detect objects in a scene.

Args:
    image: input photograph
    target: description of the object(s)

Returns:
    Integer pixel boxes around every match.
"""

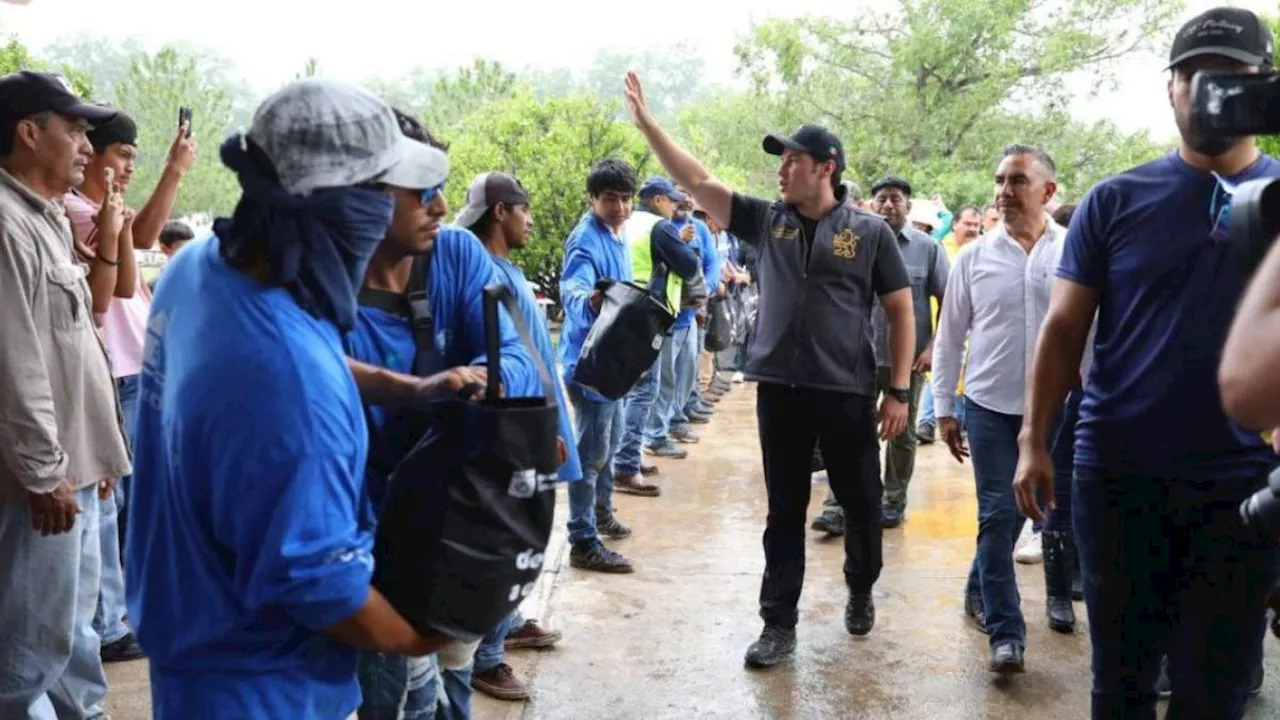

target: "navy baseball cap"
[639,176,687,202]
[763,124,846,172]
[1167,7,1275,70]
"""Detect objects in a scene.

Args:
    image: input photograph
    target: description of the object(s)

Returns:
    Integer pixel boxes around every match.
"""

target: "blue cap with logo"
[638,176,687,202]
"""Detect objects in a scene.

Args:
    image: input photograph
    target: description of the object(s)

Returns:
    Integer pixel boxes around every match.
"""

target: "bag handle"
[482,283,558,405]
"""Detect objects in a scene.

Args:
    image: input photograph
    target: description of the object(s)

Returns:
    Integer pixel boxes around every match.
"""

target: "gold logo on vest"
[832,229,859,259]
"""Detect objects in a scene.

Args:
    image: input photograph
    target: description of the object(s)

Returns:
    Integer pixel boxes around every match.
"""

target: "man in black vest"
[624,72,916,668]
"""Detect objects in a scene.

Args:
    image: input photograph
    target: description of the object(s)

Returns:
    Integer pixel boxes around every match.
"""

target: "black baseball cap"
[1167,7,1275,70]
[87,110,138,151]
[0,71,116,133]
[763,124,846,172]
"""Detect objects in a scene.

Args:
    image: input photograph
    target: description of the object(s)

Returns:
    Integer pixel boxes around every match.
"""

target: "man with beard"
[1014,8,1279,716]
[625,72,915,668]
[126,79,456,719]
[347,117,541,720]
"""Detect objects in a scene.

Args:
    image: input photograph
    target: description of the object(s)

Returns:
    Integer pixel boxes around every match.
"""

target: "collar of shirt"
[0,167,66,219]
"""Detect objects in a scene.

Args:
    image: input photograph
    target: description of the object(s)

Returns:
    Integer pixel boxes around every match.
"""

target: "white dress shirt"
[933,218,1066,418]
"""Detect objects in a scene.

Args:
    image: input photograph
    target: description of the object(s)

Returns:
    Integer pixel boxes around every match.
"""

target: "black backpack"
[572,279,676,400]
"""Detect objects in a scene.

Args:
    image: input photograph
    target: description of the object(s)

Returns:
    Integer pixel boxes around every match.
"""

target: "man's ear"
[14,118,40,153]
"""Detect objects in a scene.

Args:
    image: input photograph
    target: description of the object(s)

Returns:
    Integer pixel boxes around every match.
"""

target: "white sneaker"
[1015,530,1043,565]
[731,372,745,383]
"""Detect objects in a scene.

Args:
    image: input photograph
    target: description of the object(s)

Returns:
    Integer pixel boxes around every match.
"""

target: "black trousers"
[756,382,883,629]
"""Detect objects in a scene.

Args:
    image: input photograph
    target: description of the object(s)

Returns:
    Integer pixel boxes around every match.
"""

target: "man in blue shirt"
[617,176,704,475]
[559,159,640,573]
[126,79,452,720]
[456,169,574,703]
[344,115,541,720]
[1015,8,1279,717]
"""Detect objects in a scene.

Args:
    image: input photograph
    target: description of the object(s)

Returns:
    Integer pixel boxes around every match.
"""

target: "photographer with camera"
[1013,7,1279,718]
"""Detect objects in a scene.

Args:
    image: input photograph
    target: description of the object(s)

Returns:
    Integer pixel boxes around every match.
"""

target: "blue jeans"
[0,485,108,720]
[961,399,1028,648]
[1044,388,1081,534]
[656,324,698,436]
[474,610,523,674]
[1075,468,1277,719]
[919,383,935,427]
[565,382,622,546]
[643,331,678,447]
[358,652,473,720]
[614,363,659,477]
[93,373,138,645]
[683,327,707,416]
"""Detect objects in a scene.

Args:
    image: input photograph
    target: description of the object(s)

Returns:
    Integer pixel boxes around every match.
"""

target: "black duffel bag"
[704,295,732,352]
[373,284,560,642]
[571,279,675,400]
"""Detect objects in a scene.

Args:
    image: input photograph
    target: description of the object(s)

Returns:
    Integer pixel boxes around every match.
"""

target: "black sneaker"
[101,632,146,663]
[881,505,904,528]
[671,427,700,444]
[989,643,1025,674]
[810,510,844,536]
[596,513,632,539]
[640,464,659,477]
[744,625,797,669]
[688,412,711,425]
[845,593,875,636]
[569,542,634,573]
[916,423,936,445]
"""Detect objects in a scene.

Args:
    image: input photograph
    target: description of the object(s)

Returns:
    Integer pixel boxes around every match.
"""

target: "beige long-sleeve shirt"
[0,168,131,497]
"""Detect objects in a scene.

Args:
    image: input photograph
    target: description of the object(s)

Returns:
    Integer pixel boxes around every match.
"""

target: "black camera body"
[1192,72,1280,277]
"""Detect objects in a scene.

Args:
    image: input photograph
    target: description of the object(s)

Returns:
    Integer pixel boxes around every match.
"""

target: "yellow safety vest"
[623,209,681,311]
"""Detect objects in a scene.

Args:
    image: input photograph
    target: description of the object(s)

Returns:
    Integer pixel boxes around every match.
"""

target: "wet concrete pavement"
[103,382,1280,719]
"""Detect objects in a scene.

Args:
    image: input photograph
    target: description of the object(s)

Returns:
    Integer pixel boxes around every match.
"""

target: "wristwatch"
[886,387,911,404]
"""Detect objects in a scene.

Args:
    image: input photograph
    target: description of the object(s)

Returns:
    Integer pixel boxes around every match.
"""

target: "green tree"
[1,32,92,96]
[727,0,1183,206]
[112,45,243,215]
[444,89,652,304]
[368,59,519,134]
[42,32,145,99]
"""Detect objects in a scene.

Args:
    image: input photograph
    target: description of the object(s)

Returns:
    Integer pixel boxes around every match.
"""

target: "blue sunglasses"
[421,183,445,206]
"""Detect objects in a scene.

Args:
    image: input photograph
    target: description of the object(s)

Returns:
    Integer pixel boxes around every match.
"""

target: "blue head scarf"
[213,134,394,332]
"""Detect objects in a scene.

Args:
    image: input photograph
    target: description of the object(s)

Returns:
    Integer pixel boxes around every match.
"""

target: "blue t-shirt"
[345,226,541,499]
[491,256,584,482]
[1058,151,1280,480]
[126,237,373,719]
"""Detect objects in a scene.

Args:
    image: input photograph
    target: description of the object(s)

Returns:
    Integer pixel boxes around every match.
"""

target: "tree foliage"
[444,87,653,304]
[1256,14,1280,161]
[1,32,93,97]
[729,0,1183,205]
[112,45,244,215]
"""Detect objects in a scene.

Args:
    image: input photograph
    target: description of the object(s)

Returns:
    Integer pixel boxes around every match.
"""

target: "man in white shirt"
[932,144,1063,674]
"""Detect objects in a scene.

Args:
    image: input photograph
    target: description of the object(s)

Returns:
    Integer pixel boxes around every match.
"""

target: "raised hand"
[623,71,653,128]
[168,120,198,176]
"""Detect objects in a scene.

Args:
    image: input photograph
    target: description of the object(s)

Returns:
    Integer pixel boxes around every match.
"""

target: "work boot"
[595,510,632,539]
[1042,531,1076,634]
[569,542,633,573]
[471,663,531,701]
[640,464,659,477]
[744,625,796,669]
[504,619,562,650]
[845,593,875,636]
[810,509,844,536]
[688,411,711,425]
[989,643,1025,674]
[614,474,660,497]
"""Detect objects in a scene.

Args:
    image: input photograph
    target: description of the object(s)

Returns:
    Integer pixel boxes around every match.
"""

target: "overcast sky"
[1,0,1274,141]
